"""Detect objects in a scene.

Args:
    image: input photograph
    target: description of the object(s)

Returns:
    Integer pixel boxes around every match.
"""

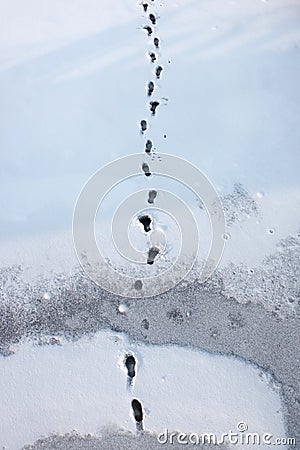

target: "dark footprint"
[141,318,149,330]
[145,139,153,153]
[155,65,163,78]
[132,399,144,426]
[134,279,143,290]
[154,37,160,48]
[149,52,156,63]
[147,246,160,264]
[140,120,147,133]
[142,162,151,176]
[147,81,155,96]
[125,355,136,379]
[148,190,157,204]
[150,101,159,115]
[143,25,152,36]
[139,215,152,232]
[142,2,148,12]
[149,13,156,25]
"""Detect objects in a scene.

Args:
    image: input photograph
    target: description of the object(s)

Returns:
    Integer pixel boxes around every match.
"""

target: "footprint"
[131,399,144,431]
[141,318,149,330]
[142,2,148,12]
[155,65,163,78]
[134,280,143,290]
[149,13,156,25]
[145,139,153,153]
[148,190,157,204]
[149,52,157,63]
[154,37,160,48]
[142,162,151,177]
[140,120,147,133]
[147,81,155,97]
[150,101,159,115]
[147,246,160,264]
[125,354,136,379]
[143,25,153,36]
[139,215,152,232]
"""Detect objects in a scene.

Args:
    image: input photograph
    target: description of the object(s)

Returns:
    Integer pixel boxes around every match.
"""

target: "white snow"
[118,303,128,314]
[0,331,285,449]
[0,0,298,447]
[0,0,299,274]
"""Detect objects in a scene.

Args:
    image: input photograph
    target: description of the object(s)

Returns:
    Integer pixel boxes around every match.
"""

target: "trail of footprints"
[124,353,144,431]
[123,2,167,428]
[138,0,167,271]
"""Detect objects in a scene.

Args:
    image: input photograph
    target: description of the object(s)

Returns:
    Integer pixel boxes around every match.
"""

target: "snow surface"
[0,0,299,273]
[0,331,285,450]
[0,0,299,447]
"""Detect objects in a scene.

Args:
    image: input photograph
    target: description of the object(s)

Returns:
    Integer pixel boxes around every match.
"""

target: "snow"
[0,0,299,446]
[0,331,285,449]
[0,0,299,266]
[118,303,128,314]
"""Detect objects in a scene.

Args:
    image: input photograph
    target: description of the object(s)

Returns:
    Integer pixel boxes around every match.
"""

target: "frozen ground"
[0,271,299,448]
[0,0,300,449]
